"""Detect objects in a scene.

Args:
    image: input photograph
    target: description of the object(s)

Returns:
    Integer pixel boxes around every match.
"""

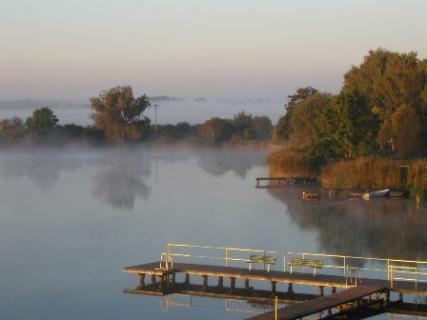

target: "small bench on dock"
[289,258,324,276]
[247,255,277,272]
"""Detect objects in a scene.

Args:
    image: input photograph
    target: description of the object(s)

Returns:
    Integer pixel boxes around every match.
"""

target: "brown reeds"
[267,147,317,177]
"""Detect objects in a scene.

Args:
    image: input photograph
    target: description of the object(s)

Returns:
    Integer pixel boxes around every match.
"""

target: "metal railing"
[159,243,427,289]
[163,243,280,271]
[283,251,427,289]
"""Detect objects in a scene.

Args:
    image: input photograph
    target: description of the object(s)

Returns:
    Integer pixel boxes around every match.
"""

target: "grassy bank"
[268,148,427,201]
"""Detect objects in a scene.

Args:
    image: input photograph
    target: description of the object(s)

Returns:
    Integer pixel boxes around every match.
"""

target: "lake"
[1,146,426,319]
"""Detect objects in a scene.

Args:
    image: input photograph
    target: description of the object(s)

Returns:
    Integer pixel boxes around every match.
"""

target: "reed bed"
[268,149,427,200]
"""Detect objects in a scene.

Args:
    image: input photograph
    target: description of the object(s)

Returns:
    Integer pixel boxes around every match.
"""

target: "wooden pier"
[255,176,318,188]
[123,243,427,319]
[246,285,387,320]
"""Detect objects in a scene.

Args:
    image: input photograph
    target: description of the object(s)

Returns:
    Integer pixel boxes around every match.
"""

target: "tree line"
[275,48,427,165]
[0,86,273,146]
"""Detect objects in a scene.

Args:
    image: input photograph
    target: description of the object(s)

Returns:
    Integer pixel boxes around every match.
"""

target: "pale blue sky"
[1,0,426,100]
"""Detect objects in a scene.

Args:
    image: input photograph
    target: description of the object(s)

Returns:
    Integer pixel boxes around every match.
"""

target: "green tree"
[198,118,234,143]
[391,104,422,157]
[331,92,379,158]
[25,107,58,135]
[288,92,331,149]
[252,116,273,140]
[275,87,318,141]
[343,48,427,154]
[90,86,150,142]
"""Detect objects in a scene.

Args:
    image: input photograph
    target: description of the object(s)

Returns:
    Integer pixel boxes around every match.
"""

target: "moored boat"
[362,189,389,200]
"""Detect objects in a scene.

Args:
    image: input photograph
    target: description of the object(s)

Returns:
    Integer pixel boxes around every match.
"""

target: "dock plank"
[246,285,386,320]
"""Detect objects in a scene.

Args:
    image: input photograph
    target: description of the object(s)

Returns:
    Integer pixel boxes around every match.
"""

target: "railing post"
[263,250,266,271]
[283,252,287,272]
[387,259,390,281]
[343,256,346,276]
[225,248,228,267]
[167,244,171,270]
[415,267,418,290]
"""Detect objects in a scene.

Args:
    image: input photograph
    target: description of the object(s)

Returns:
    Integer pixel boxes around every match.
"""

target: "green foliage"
[391,104,422,157]
[198,118,234,143]
[275,87,318,141]
[25,107,58,135]
[198,112,272,144]
[313,92,379,159]
[288,92,331,149]
[343,48,427,154]
[252,116,273,140]
[90,86,150,143]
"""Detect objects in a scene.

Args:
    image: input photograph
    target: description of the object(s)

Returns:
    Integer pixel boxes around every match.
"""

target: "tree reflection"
[93,169,150,209]
[197,148,266,178]
[0,151,82,190]
[268,187,427,260]
[91,150,152,210]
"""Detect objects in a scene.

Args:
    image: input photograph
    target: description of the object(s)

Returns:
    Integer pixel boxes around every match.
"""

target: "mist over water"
[0,146,425,319]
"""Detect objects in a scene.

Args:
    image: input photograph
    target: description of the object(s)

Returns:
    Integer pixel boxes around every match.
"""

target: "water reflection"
[268,187,427,260]
[93,169,151,209]
[0,151,83,190]
[0,147,267,211]
[197,148,266,178]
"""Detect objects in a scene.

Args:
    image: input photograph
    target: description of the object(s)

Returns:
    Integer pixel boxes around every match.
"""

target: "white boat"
[362,189,389,200]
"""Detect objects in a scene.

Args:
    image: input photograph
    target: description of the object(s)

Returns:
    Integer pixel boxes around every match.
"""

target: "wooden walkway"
[255,176,318,188]
[123,261,427,295]
[245,285,386,320]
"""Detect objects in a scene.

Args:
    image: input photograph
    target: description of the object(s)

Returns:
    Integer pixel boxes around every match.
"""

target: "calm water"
[1,146,426,320]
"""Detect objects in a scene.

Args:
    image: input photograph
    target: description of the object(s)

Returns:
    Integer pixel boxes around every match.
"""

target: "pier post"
[319,286,324,297]
[287,283,294,293]
[271,281,277,294]
[218,276,223,288]
[399,292,403,302]
[385,290,390,304]
[159,275,164,290]
[245,279,250,289]
[151,274,157,284]
[332,287,336,294]
[169,273,175,289]
[185,273,190,285]
[139,274,145,288]
[230,277,236,291]
[202,275,208,289]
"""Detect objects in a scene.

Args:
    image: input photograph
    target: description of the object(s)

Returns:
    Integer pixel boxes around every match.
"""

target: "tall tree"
[288,92,331,149]
[25,107,58,135]
[331,92,379,158]
[343,48,427,154]
[391,104,422,157]
[275,87,318,141]
[90,86,150,142]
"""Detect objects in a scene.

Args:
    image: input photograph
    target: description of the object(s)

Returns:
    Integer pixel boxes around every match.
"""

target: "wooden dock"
[123,261,427,295]
[245,285,387,320]
[255,176,318,188]
[123,244,427,319]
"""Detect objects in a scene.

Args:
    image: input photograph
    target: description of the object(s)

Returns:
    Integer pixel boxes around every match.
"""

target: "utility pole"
[154,104,159,132]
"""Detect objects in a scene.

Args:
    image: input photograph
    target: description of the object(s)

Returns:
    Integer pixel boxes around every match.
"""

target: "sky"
[1,0,427,100]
